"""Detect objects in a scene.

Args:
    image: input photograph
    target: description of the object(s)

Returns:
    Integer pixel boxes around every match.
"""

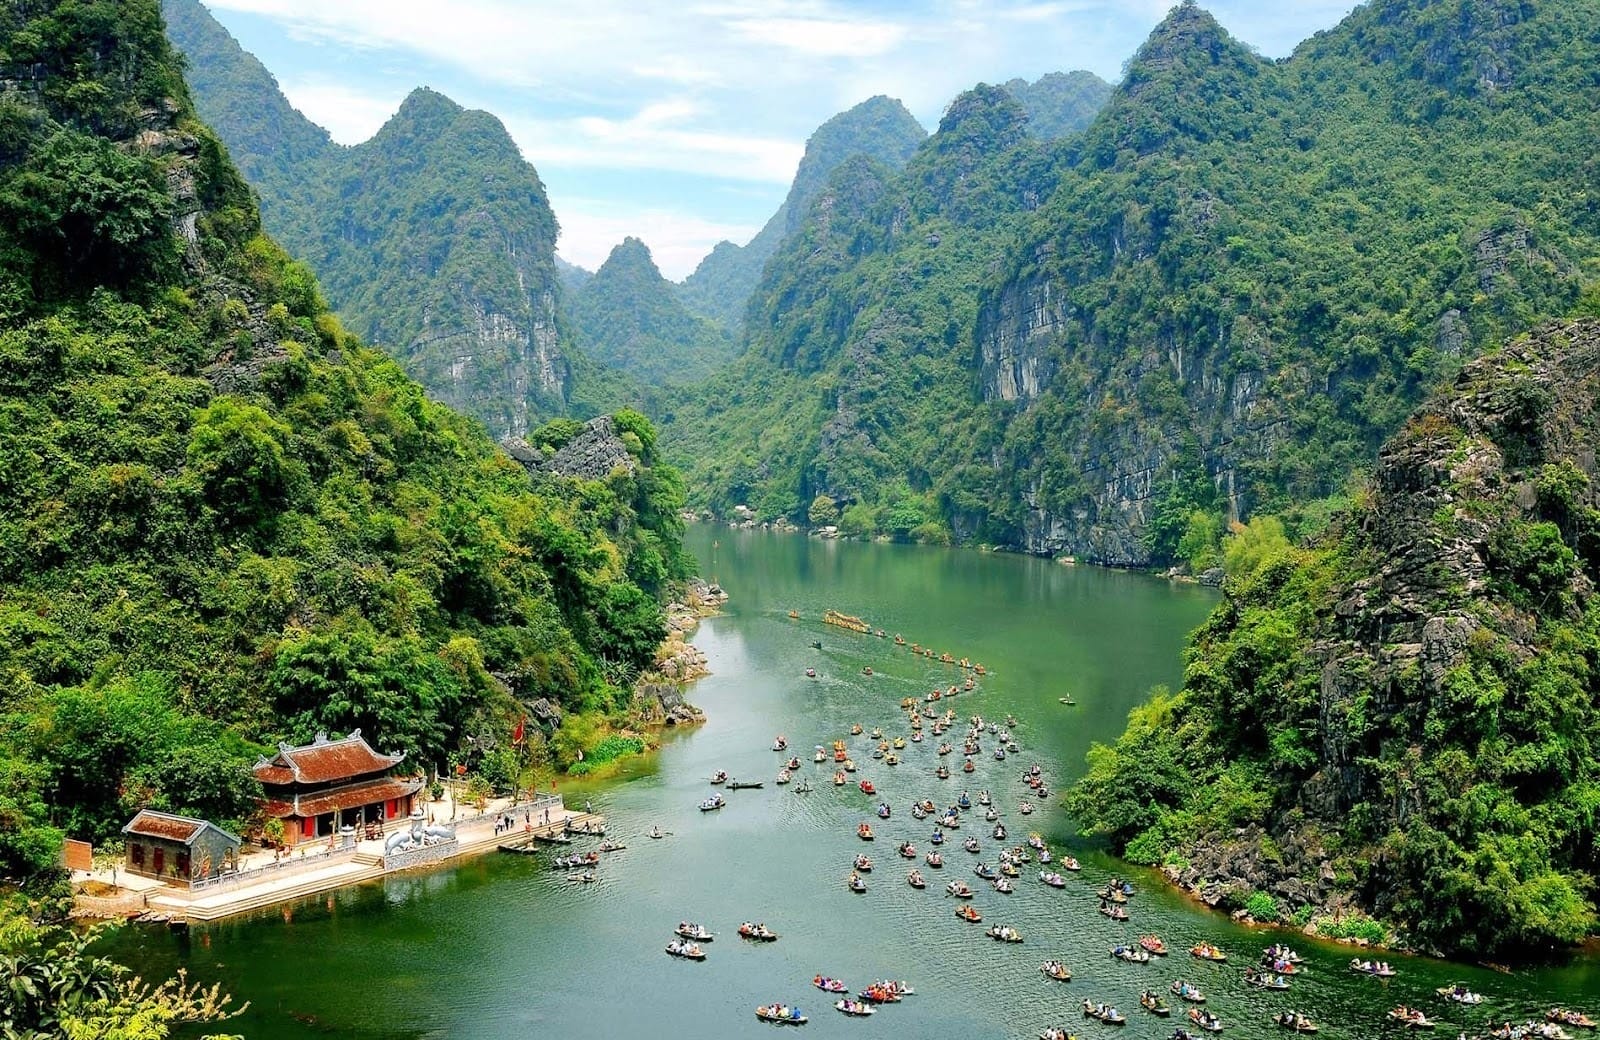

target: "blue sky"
[199,0,1362,279]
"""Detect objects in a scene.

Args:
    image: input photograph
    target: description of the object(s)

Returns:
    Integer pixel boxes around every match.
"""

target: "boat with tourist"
[1190,943,1227,962]
[1171,981,1206,1003]
[1083,1000,1128,1025]
[1388,1006,1435,1029]
[1275,1011,1319,1033]
[675,922,713,941]
[1140,991,1171,1016]
[813,976,848,993]
[1549,1011,1598,1030]
[847,872,866,893]
[853,854,873,872]
[1041,961,1072,982]
[946,879,973,898]
[987,923,1023,943]
[1437,983,1484,1005]
[756,1004,807,1025]
[833,999,875,1017]
[1262,944,1302,965]
[1245,969,1290,990]
[907,870,926,888]
[1139,935,1168,955]
[1187,1008,1223,1032]
[1350,959,1396,977]
[1040,871,1067,888]
[665,939,706,960]
[926,851,943,868]
[738,922,779,941]
[955,904,982,922]
[1110,944,1150,964]
[699,794,726,812]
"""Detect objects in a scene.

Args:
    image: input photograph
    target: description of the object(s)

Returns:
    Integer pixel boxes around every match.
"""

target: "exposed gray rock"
[504,416,637,481]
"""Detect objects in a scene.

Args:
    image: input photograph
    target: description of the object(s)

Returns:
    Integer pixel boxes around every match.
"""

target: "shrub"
[1244,890,1280,921]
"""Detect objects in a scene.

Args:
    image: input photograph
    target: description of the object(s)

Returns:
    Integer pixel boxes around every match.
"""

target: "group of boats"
[665,918,781,961]
[808,976,915,1019]
[678,622,1595,1036]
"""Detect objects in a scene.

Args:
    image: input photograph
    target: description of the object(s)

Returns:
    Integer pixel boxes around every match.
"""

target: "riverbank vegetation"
[0,0,692,903]
[1067,321,1600,958]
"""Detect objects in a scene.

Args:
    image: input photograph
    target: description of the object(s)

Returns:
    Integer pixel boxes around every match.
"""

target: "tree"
[185,398,294,529]
[808,494,839,527]
[1222,515,1291,581]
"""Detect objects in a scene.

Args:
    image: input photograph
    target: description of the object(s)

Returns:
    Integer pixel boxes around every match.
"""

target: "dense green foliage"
[162,0,577,439]
[667,0,1600,563]
[677,95,929,331]
[0,0,690,886]
[572,238,735,386]
[1067,322,1600,956]
[1002,70,1113,140]
[0,897,244,1039]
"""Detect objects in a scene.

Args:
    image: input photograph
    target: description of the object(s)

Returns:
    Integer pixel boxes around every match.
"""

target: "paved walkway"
[74,789,604,923]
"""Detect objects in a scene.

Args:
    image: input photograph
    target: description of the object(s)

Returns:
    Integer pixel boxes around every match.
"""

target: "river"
[114,528,1600,1039]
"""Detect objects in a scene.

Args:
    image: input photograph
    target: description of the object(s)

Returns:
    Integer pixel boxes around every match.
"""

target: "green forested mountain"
[677,94,929,331]
[162,0,577,439]
[667,0,1600,565]
[574,237,736,386]
[556,255,594,296]
[1002,70,1113,140]
[0,0,689,892]
[1069,319,1600,957]
[157,0,330,229]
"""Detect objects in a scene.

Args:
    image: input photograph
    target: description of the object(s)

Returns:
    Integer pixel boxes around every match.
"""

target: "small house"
[122,810,241,886]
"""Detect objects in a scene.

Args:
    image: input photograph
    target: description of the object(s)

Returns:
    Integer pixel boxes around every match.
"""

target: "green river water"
[114,528,1600,1039]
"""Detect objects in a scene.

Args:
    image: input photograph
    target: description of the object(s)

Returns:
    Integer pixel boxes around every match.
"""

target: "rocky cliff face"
[1097,320,1600,954]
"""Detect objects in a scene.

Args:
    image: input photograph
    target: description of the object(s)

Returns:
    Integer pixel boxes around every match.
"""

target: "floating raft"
[498,842,541,854]
[824,609,871,634]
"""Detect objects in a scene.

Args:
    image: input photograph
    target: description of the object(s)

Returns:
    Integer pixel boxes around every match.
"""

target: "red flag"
[512,716,526,745]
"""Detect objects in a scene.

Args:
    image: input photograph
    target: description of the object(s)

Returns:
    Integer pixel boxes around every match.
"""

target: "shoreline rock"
[631,577,726,726]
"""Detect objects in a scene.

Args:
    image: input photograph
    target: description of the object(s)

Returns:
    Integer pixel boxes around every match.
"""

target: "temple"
[254,730,422,846]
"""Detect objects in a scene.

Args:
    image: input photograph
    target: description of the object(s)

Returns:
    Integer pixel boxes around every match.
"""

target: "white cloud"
[555,202,761,280]
[276,78,404,145]
[506,108,803,186]
[727,16,909,57]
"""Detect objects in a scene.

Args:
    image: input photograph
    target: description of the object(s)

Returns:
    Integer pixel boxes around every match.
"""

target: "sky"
[199,0,1363,280]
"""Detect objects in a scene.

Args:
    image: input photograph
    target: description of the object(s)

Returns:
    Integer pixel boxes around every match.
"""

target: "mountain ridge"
[668,0,1600,566]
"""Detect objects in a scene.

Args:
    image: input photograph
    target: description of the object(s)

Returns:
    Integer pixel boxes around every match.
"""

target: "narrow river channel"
[115,528,1600,1039]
